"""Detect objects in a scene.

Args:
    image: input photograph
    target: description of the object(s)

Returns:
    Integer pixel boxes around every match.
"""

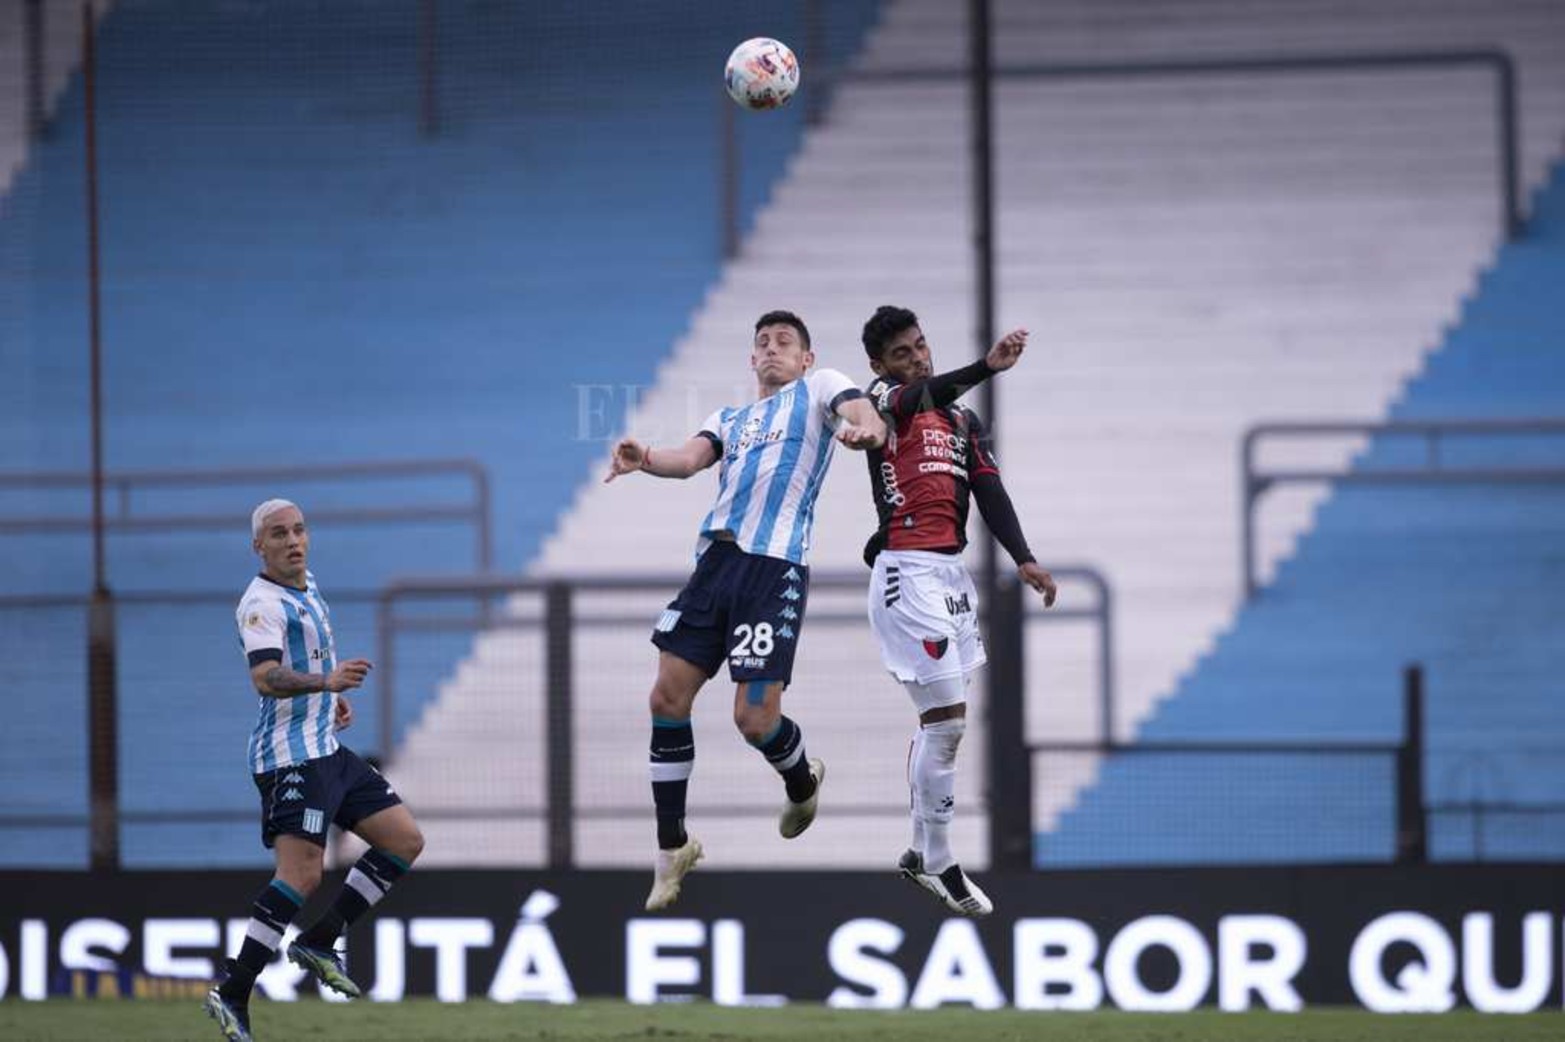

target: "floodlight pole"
[83,0,119,871]
[969,0,1030,873]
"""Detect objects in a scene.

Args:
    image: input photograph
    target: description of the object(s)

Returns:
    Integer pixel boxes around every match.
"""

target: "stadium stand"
[3,0,1561,870]
[1042,160,1565,865]
[0,0,879,866]
[398,0,1565,866]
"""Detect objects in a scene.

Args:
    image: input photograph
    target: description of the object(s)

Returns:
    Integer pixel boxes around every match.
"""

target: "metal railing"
[377,566,1113,868]
[0,587,381,836]
[1030,664,1429,867]
[1241,419,1565,598]
[0,458,493,572]
[722,47,1524,258]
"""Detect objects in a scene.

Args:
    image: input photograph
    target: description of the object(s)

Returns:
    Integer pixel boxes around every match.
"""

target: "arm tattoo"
[261,665,328,697]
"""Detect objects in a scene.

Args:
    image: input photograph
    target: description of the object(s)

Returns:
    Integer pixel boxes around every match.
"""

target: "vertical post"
[969,0,998,603]
[471,463,492,626]
[970,0,1016,868]
[986,579,1031,870]
[377,590,396,764]
[804,0,825,126]
[1494,55,1521,240]
[1096,574,1115,743]
[24,0,46,140]
[1395,663,1427,864]
[1241,430,1259,600]
[83,0,118,872]
[418,0,439,137]
[720,93,739,259]
[544,583,574,868]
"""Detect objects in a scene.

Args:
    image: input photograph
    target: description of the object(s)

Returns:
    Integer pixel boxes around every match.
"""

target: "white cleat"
[898,850,993,918]
[644,836,703,911]
[779,758,825,838]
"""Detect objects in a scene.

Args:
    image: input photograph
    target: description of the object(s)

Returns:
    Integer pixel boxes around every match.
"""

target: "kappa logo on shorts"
[302,808,325,834]
[922,637,950,660]
[282,771,304,784]
[281,787,304,802]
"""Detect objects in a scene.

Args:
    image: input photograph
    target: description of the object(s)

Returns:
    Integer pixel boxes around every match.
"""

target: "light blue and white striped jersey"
[696,367,863,565]
[236,572,339,774]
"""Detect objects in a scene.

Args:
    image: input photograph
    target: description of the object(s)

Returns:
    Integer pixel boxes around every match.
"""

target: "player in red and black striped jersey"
[860,304,1057,918]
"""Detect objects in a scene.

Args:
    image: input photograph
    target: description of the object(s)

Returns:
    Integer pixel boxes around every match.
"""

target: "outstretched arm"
[878,329,1029,421]
[604,435,719,482]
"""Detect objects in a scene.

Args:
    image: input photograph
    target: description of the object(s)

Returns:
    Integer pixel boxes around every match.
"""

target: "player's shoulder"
[866,374,903,412]
[952,401,983,425]
[804,366,854,394]
[238,574,274,608]
[237,577,283,627]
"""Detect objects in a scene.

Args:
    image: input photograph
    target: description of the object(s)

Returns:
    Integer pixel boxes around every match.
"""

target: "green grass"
[1,999,1561,1041]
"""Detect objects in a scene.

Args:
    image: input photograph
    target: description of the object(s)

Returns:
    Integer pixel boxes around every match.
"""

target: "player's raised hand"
[333,695,354,732]
[326,658,372,692]
[985,329,1029,372]
[835,423,882,450]
[1020,562,1057,607]
[605,438,648,483]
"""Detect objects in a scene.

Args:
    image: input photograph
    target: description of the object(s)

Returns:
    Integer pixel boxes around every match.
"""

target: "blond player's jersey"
[236,572,338,773]
[695,367,863,565]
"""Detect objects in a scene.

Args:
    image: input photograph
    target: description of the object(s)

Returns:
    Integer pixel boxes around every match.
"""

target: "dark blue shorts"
[252,745,402,849]
[651,540,809,684]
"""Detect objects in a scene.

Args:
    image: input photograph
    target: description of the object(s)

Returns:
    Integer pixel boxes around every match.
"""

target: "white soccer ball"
[724,37,800,111]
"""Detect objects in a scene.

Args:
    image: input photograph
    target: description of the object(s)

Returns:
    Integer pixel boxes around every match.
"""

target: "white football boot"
[778,758,825,838]
[644,835,703,911]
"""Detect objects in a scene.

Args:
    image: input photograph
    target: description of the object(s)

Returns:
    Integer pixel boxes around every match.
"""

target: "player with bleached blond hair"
[204,499,425,1042]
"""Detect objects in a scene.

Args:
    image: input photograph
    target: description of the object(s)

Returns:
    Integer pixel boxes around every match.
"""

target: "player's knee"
[648,681,693,720]
[284,861,324,897]
[733,708,774,745]
[924,716,965,767]
[397,823,426,865]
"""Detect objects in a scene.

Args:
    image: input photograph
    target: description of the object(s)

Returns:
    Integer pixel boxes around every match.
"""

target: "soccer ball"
[724,37,800,111]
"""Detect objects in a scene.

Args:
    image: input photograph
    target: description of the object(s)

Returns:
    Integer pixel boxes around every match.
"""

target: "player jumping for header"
[859,305,1055,918]
[605,309,887,911]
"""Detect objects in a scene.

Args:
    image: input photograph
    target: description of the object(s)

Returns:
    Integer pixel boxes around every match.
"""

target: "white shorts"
[868,549,986,687]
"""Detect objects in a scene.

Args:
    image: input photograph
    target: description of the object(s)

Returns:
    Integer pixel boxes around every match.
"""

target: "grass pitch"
[1,998,1561,1041]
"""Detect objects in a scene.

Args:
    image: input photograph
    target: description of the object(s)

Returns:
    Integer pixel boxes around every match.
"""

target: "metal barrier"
[377,567,1112,869]
[1029,664,1428,867]
[0,457,492,869]
[1240,418,1565,598]
[0,458,493,572]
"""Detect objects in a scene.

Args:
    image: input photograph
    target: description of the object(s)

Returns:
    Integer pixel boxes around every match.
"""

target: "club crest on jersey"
[922,637,950,660]
[729,413,785,459]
